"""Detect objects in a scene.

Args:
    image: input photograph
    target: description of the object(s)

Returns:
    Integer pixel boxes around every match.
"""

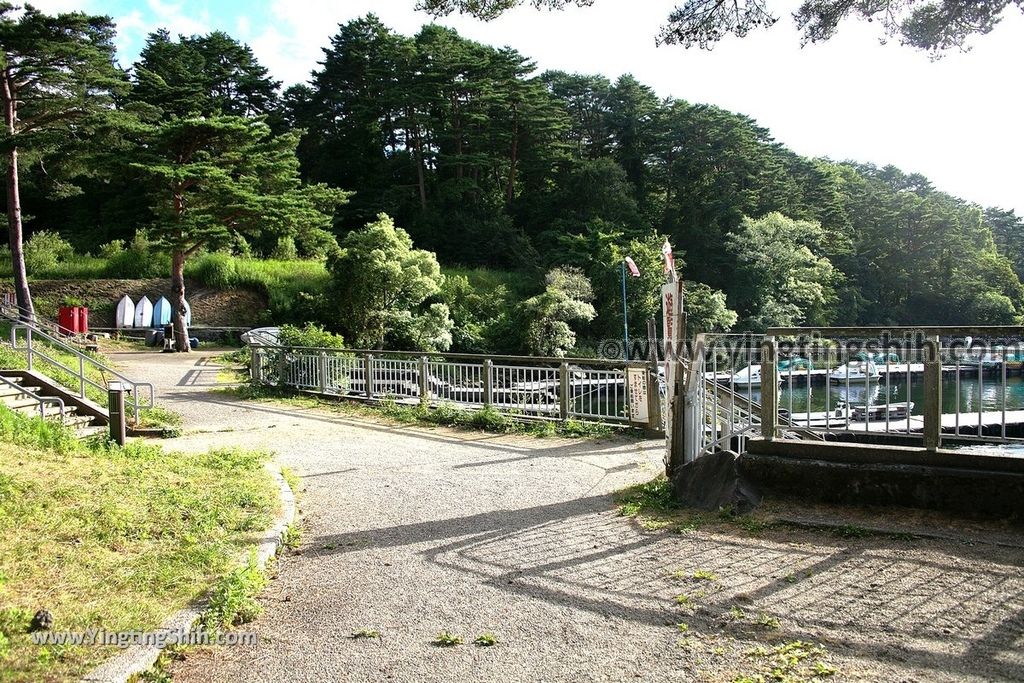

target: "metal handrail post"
[365,354,374,400]
[419,356,429,405]
[559,362,569,420]
[760,336,778,440]
[483,359,493,407]
[923,335,942,451]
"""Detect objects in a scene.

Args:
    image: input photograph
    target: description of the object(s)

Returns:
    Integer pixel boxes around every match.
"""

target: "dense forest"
[8,10,1024,356]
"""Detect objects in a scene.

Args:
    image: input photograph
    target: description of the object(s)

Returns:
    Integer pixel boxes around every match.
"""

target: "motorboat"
[830,358,880,381]
[731,364,782,387]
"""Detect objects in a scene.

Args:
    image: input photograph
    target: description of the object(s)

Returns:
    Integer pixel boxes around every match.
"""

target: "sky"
[30,0,1024,215]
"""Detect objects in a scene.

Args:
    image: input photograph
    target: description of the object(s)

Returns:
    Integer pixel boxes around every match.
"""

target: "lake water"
[743,374,1024,416]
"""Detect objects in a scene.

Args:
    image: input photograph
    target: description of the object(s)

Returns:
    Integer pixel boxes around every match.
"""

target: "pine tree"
[131,116,348,350]
[0,3,124,318]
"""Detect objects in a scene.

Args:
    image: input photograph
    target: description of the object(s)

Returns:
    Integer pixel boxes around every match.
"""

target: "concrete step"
[4,397,47,412]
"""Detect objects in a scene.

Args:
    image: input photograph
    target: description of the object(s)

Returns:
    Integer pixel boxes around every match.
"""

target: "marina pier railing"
[678,326,1024,462]
[249,345,663,432]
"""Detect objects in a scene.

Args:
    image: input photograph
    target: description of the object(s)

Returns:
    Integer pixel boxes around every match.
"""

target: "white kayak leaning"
[115,295,135,329]
[134,295,154,328]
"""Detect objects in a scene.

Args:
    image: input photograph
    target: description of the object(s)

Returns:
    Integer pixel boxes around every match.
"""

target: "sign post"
[661,279,685,470]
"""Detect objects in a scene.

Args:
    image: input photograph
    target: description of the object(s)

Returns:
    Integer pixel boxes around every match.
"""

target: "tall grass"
[184,253,331,319]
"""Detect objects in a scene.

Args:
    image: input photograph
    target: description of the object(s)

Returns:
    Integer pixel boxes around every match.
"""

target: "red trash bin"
[77,306,89,334]
[58,306,78,335]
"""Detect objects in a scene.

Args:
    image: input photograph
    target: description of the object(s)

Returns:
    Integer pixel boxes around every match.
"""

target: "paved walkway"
[111,351,1024,683]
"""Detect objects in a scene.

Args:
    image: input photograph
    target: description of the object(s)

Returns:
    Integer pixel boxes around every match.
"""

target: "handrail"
[0,374,65,421]
[9,324,155,422]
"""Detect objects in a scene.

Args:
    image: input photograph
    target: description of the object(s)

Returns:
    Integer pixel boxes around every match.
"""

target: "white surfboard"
[134,295,154,328]
[115,295,135,329]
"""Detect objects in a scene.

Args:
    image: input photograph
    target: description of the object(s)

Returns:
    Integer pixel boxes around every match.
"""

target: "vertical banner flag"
[661,239,676,280]
[624,256,641,277]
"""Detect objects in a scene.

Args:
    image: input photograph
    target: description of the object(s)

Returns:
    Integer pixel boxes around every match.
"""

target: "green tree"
[130,29,280,121]
[132,116,346,350]
[727,212,839,329]
[328,213,450,349]
[0,3,124,318]
[684,281,738,334]
[522,267,596,356]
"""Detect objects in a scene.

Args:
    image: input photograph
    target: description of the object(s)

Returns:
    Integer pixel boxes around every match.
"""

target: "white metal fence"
[251,346,661,430]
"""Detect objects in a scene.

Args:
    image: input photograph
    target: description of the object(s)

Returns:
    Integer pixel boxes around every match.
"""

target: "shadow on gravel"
[308,495,1024,681]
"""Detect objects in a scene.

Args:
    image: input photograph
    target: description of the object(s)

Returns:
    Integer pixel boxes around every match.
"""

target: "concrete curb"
[81,461,297,683]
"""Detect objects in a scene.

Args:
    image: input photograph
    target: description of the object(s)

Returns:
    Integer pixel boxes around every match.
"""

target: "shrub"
[98,240,126,259]
[24,231,75,274]
[279,323,345,349]
[104,231,170,279]
[270,236,299,261]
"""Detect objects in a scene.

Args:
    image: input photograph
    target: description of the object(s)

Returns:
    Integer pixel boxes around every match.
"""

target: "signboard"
[661,280,684,463]
[626,367,649,424]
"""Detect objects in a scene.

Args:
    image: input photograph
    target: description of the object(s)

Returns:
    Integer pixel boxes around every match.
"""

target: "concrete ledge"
[80,462,296,683]
[740,446,1024,519]
[747,438,1024,473]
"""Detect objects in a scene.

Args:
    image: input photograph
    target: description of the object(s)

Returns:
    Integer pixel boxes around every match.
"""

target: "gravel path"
[111,351,1024,683]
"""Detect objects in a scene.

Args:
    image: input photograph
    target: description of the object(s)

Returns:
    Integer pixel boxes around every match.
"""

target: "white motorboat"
[830,359,880,381]
[731,364,781,387]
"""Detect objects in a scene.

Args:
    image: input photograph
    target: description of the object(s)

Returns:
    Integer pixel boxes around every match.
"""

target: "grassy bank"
[220,381,619,439]
[0,407,280,682]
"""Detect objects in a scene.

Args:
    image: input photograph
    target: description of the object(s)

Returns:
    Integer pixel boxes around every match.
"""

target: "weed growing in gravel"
[735,640,836,682]
[433,631,463,647]
[693,570,719,582]
[756,613,781,630]
[833,524,872,539]
[676,622,689,633]
[281,523,303,550]
[473,633,498,646]
[351,628,381,639]
[674,593,694,606]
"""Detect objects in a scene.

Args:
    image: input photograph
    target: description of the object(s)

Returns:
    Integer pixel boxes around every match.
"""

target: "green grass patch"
[0,407,279,682]
[351,628,381,639]
[735,640,837,682]
[201,552,268,629]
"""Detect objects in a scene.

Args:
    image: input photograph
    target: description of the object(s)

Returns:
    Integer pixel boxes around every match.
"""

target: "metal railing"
[706,326,1024,453]
[9,324,155,423]
[675,326,1024,463]
[0,374,65,421]
[250,345,662,430]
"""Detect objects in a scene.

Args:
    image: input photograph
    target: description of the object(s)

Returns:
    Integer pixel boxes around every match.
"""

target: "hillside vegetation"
[7,10,1024,357]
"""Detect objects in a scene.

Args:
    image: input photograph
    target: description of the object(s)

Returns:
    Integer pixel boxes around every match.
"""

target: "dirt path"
[112,351,1024,683]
